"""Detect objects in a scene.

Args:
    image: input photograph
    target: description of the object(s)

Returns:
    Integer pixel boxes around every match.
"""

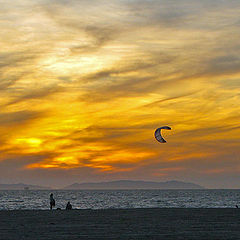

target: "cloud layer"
[0,0,240,188]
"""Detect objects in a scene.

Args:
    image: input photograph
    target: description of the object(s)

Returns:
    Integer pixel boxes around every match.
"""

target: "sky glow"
[1,0,240,188]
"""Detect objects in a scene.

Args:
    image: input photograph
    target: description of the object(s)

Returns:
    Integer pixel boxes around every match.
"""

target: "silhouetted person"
[50,193,55,210]
[236,205,238,208]
[66,201,72,210]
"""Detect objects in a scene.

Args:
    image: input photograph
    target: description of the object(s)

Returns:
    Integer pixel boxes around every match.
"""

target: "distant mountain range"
[0,183,50,190]
[0,180,204,190]
[63,180,204,190]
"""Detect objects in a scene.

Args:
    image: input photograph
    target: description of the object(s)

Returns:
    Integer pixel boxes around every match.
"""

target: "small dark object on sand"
[66,201,72,210]
[236,205,238,208]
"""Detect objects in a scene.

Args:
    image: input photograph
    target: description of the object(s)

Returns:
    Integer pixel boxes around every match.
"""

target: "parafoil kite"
[154,126,171,143]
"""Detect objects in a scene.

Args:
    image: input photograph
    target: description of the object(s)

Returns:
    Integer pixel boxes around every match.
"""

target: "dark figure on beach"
[236,205,238,208]
[66,201,72,210]
[50,193,55,210]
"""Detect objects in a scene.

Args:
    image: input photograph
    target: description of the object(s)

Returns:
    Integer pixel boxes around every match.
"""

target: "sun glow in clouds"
[0,0,240,187]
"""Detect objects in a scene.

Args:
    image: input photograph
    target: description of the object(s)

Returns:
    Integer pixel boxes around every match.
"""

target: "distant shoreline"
[0,180,205,190]
[0,207,237,211]
[1,188,208,190]
[4,188,240,190]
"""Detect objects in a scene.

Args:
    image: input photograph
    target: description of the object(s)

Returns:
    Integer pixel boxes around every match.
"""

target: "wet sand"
[0,208,240,240]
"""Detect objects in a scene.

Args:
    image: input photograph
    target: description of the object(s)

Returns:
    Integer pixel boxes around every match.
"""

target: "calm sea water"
[0,189,239,210]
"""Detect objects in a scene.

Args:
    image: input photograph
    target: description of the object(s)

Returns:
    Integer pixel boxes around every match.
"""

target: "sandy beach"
[0,208,240,239]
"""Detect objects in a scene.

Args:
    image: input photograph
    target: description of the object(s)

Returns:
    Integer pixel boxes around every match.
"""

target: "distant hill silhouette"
[63,180,204,190]
[0,183,50,190]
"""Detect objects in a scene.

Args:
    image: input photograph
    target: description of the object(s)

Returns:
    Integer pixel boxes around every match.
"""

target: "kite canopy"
[154,126,171,143]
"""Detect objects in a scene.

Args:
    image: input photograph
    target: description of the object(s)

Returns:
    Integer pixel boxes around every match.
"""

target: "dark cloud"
[0,50,44,91]
[0,154,68,187]
[0,73,24,91]
[82,53,176,82]
[142,91,200,108]
[42,126,139,152]
[79,75,191,103]
[126,0,240,30]
[175,124,240,139]
[0,51,36,69]
[204,55,240,77]
[76,52,180,102]
[41,1,121,53]
[6,85,64,106]
[0,154,48,168]
[0,110,42,126]
[0,52,32,90]
[70,25,119,54]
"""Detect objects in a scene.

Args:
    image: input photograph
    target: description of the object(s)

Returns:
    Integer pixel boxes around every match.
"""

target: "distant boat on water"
[0,183,50,190]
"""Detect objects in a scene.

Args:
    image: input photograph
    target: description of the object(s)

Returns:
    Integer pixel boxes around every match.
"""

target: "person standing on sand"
[50,193,55,210]
[66,201,72,210]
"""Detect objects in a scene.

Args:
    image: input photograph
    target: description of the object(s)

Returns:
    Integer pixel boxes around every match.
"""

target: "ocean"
[0,189,239,210]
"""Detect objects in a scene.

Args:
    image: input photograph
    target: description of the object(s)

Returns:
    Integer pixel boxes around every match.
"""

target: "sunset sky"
[1,0,240,188]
